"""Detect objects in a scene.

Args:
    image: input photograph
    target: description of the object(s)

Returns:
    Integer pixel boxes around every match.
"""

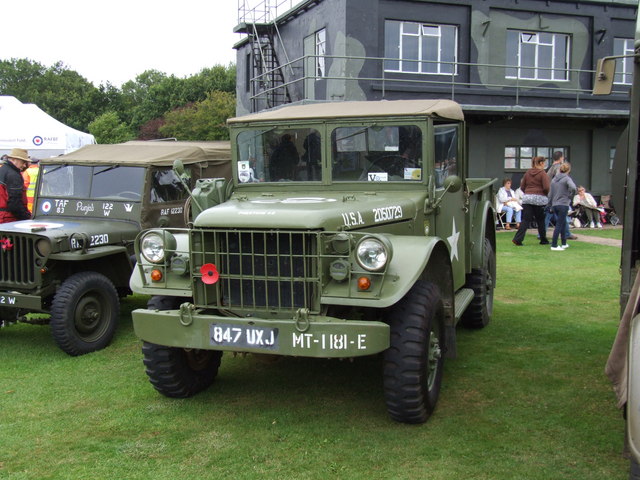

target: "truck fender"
[130,230,192,297]
[380,235,454,316]
[50,246,133,288]
[469,199,496,270]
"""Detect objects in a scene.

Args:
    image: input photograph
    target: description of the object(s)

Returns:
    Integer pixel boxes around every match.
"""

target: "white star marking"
[447,217,460,261]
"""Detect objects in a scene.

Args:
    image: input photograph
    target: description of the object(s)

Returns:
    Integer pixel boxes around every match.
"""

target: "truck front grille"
[0,234,36,287]
[191,229,320,313]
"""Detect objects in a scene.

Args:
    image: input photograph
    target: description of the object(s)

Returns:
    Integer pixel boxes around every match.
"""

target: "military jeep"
[0,141,231,356]
[130,100,497,423]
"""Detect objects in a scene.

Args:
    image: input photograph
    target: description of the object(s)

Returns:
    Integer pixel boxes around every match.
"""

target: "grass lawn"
[572,226,623,240]
[0,233,629,479]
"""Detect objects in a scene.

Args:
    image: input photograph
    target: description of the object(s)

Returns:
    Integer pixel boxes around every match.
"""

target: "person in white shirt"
[497,178,522,229]
[573,186,603,228]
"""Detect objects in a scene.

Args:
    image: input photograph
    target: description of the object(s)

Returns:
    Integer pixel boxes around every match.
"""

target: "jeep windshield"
[235,125,423,183]
[40,165,145,200]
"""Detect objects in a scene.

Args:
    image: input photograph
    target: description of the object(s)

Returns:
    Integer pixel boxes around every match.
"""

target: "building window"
[506,31,570,81]
[614,38,634,85]
[384,20,458,75]
[315,28,326,78]
[504,146,568,171]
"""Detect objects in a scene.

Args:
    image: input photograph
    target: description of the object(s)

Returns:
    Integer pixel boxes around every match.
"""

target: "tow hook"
[179,303,196,326]
[294,308,310,332]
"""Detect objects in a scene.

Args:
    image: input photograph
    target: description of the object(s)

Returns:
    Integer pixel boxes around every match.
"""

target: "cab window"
[332,125,422,181]
[236,128,322,182]
[434,125,458,188]
[150,167,191,203]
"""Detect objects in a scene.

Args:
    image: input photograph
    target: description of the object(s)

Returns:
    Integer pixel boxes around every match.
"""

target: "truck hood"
[194,191,426,230]
[0,218,139,252]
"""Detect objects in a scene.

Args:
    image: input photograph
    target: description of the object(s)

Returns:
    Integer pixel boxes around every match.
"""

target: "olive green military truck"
[130,100,497,423]
[596,13,640,478]
[0,141,231,356]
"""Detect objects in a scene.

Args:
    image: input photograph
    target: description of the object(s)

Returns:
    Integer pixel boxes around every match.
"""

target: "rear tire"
[461,237,495,328]
[383,280,445,424]
[142,342,222,398]
[50,272,119,356]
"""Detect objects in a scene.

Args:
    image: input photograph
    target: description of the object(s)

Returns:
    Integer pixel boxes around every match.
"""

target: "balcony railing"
[248,53,632,112]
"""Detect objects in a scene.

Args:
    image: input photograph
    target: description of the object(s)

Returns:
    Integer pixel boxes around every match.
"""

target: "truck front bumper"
[0,291,42,311]
[132,306,390,358]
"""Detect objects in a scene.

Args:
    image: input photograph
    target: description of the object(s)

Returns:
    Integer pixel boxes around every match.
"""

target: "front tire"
[461,237,495,328]
[383,280,445,424]
[50,272,119,356]
[142,342,222,398]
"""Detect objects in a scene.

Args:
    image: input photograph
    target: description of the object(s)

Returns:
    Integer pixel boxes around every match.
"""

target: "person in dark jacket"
[0,148,31,223]
[548,163,577,250]
[512,156,551,246]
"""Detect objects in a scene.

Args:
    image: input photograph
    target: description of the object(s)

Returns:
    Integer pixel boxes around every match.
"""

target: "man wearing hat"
[0,148,32,223]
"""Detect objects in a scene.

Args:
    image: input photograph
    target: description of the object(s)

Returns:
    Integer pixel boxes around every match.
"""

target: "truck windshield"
[40,165,145,200]
[332,125,422,181]
[236,128,322,182]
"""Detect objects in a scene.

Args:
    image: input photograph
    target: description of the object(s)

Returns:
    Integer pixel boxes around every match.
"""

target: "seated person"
[269,134,299,181]
[496,178,522,229]
[573,186,603,228]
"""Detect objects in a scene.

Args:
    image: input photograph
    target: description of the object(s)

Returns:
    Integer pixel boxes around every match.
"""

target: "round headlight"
[355,237,389,272]
[35,238,51,257]
[140,231,176,264]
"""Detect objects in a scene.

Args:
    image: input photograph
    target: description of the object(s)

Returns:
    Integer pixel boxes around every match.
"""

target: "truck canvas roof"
[228,99,465,124]
[39,141,231,167]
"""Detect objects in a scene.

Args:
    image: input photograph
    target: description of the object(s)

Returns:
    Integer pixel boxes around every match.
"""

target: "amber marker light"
[357,276,371,291]
[150,269,163,282]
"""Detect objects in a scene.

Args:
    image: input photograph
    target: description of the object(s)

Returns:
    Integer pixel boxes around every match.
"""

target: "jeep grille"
[191,229,320,313]
[0,234,37,287]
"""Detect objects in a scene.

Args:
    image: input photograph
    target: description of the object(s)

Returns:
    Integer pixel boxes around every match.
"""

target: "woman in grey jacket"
[548,163,577,250]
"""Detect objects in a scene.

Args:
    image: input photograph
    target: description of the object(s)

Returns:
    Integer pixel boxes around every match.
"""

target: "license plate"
[0,295,17,306]
[209,323,279,351]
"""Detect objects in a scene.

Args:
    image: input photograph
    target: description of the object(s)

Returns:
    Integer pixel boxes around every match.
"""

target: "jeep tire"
[142,342,222,398]
[383,280,444,424]
[50,271,119,356]
[461,237,495,328]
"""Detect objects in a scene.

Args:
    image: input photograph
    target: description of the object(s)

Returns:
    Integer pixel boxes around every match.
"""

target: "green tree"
[87,112,135,144]
[159,90,236,140]
[0,58,108,131]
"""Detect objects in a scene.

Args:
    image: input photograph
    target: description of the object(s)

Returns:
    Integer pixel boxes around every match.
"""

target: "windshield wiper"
[43,164,68,175]
[94,165,120,175]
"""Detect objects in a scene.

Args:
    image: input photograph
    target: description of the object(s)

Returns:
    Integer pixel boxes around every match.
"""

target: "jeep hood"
[193,191,425,230]
[0,218,138,252]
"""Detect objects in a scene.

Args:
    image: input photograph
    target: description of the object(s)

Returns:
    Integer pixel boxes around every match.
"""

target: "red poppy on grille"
[0,237,13,251]
[200,263,219,284]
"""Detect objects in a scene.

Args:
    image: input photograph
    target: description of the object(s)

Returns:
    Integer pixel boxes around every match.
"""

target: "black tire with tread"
[142,342,222,398]
[383,280,445,424]
[461,237,495,328]
[50,271,119,356]
[142,295,221,398]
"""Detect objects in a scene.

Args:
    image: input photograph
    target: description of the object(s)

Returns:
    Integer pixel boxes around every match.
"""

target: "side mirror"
[443,175,463,193]
[173,159,185,176]
[593,57,616,95]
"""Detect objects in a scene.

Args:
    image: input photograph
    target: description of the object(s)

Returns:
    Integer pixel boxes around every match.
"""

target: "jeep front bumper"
[132,306,390,358]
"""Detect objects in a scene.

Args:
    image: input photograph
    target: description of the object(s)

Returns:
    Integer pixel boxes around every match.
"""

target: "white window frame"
[315,28,326,78]
[506,31,570,81]
[614,38,634,85]
[504,146,568,171]
[385,20,458,75]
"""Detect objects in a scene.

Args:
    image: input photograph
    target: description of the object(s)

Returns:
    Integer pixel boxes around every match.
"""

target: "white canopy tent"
[0,96,95,160]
